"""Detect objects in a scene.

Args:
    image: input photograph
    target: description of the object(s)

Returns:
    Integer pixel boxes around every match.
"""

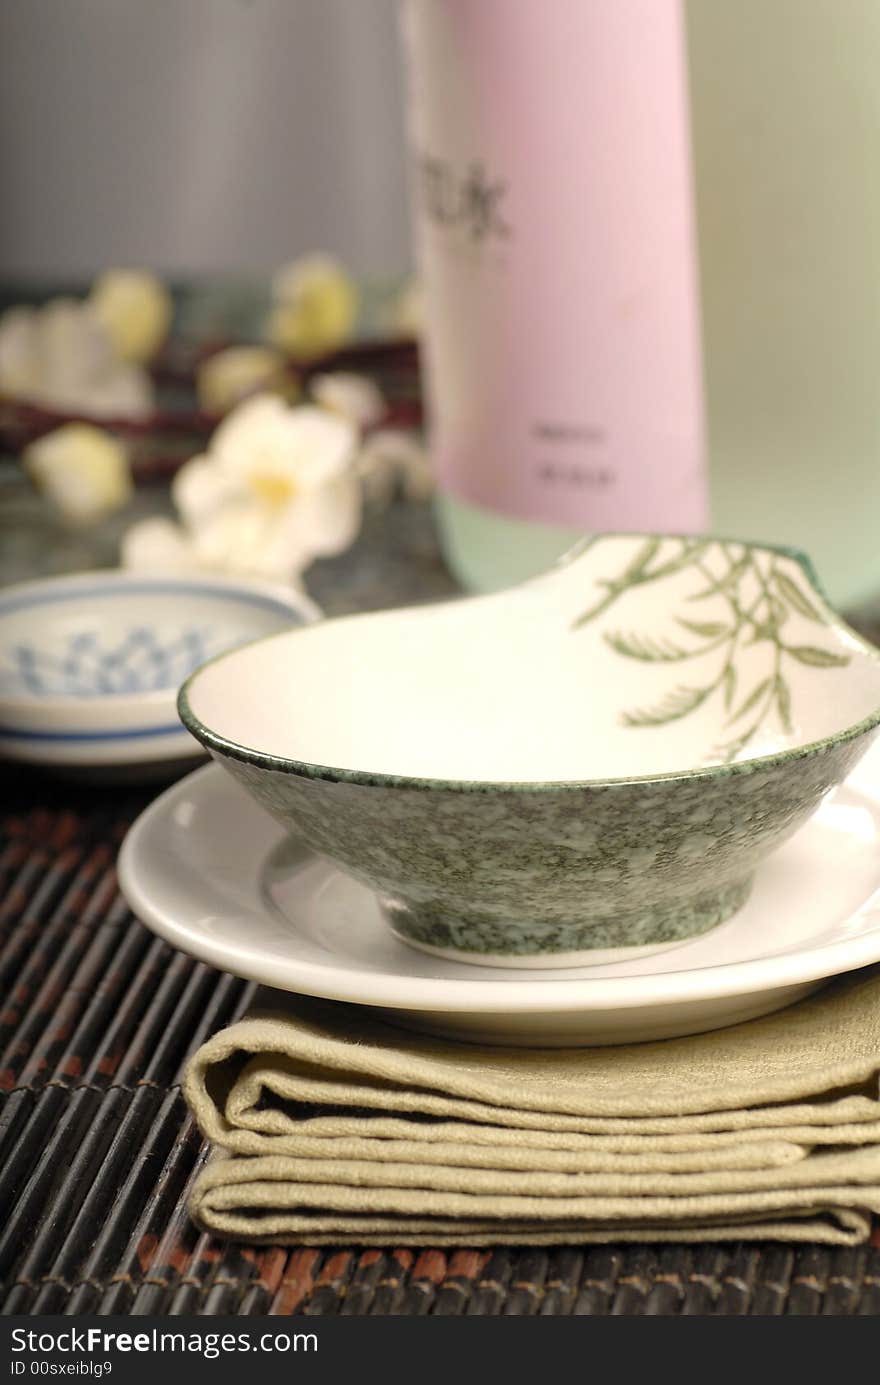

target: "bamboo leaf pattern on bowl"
[773,570,824,622]
[621,684,713,728]
[572,539,851,763]
[603,631,694,662]
[787,645,851,668]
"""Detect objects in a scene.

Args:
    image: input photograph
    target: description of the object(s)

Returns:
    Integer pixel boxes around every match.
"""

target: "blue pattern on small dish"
[3,626,215,697]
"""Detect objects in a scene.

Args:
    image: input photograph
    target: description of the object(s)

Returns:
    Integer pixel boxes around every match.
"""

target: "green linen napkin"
[183,967,880,1246]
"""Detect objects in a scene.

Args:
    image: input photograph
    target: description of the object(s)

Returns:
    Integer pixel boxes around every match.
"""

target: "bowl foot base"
[382,875,753,970]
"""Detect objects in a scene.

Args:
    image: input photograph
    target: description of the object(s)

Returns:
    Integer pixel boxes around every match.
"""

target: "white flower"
[266,253,358,359]
[119,516,199,573]
[89,269,172,363]
[23,423,132,525]
[121,394,361,584]
[0,307,38,397]
[0,298,153,418]
[197,345,294,414]
[356,428,433,506]
[310,371,385,430]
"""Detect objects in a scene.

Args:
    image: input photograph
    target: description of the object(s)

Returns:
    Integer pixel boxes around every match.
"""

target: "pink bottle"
[400,0,709,570]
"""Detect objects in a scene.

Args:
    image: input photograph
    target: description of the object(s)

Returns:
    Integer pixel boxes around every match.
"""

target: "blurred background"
[0,0,412,279]
[4,0,880,618]
[0,0,432,601]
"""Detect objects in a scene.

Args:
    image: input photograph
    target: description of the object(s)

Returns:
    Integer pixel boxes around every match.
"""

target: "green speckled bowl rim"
[178,533,880,794]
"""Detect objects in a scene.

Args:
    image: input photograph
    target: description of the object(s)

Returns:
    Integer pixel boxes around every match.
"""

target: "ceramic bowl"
[179,534,880,966]
[0,570,318,780]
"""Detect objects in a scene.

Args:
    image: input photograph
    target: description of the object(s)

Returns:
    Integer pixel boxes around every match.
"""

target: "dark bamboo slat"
[267,1249,324,1315]
[572,1247,624,1314]
[105,1136,212,1316]
[537,1250,584,1316]
[467,1248,516,1316]
[365,1249,416,1316]
[749,1246,795,1316]
[0,841,117,1066]
[677,1246,730,1316]
[499,1250,548,1315]
[822,1248,869,1316]
[72,1111,206,1316]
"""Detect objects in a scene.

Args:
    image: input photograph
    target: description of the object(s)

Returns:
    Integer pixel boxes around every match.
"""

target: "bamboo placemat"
[3,779,880,1315]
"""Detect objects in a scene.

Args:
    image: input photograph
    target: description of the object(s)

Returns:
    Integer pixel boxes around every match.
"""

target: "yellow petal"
[197,345,296,414]
[89,269,172,363]
[266,254,358,359]
[23,423,132,525]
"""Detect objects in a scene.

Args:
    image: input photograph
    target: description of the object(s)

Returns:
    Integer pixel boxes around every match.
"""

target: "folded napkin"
[183,967,880,1246]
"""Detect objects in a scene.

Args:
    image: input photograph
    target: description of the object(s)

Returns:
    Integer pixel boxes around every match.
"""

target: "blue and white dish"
[0,570,319,779]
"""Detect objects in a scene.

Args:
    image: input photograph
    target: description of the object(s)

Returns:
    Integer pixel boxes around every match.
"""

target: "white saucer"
[118,755,880,1046]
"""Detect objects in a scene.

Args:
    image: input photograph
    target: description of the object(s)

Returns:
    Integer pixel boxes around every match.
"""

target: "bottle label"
[401,0,709,531]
